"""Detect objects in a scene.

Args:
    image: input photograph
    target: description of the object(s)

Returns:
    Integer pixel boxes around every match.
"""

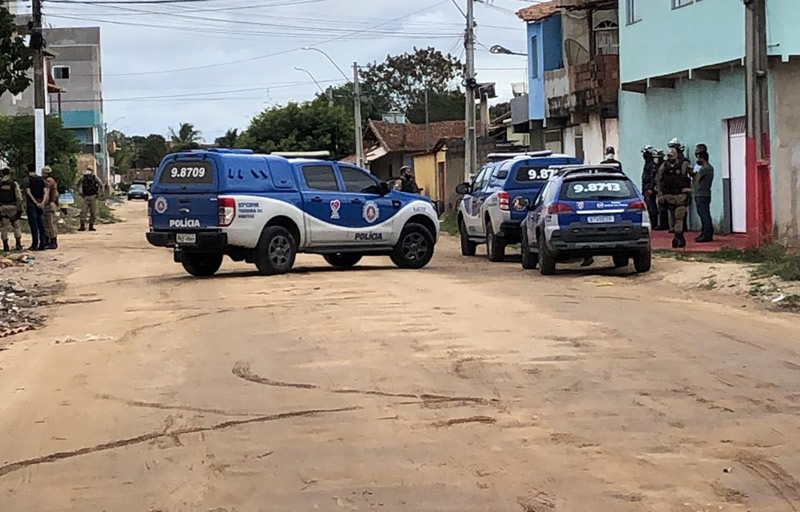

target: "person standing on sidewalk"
[22,164,47,251]
[0,168,24,252]
[640,146,659,228]
[76,167,103,232]
[693,146,715,243]
[658,147,693,248]
[42,166,60,250]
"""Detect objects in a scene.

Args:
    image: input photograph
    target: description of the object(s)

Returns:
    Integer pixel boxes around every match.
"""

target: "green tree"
[0,114,81,191]
[0,5,32,96]
[240,99,353,158]
[214,128,239,148]
[169,122,202,151]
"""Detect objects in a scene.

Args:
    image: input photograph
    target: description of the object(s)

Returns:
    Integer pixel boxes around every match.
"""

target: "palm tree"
[168,123,203,150]
[214,128,239,148]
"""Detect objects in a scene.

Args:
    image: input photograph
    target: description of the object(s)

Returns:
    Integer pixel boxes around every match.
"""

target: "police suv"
[519,165,652,275]
[455,151,582,261]
[146,149,440,277]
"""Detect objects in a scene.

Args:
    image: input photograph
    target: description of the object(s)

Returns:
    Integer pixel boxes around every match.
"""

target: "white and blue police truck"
[146,149,440,277]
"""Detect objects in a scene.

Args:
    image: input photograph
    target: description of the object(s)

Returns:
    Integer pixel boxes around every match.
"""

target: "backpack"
[82,175,99,196]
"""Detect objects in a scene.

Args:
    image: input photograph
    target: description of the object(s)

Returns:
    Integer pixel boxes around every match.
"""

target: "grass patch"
[440,212,458,236]
[658,244,800,282]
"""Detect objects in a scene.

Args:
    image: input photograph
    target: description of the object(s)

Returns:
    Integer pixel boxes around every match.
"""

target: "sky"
[35,0,530,141]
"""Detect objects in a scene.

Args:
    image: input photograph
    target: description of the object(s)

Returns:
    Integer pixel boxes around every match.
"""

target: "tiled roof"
[516,0,559,22]
[366,120,465,153]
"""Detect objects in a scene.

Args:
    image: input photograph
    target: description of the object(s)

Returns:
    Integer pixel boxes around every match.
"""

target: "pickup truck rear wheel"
[538,234,556,276]
[323,253,363,268]
[255,226,296,275]
[486,220,505,262]
[459,219,476,256]
[181,252,223,277]
[520,228,538,270]
[391,222,434,269]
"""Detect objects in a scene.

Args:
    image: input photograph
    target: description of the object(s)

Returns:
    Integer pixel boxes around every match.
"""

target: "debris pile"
[0,253,35,269]
[0,279,47,338]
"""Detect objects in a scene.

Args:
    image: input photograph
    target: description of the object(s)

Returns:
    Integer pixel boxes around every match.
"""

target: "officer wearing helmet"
[657,146,693,247]
[640,146,659,228]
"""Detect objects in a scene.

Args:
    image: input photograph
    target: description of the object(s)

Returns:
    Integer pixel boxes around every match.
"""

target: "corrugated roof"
[366,120,465,153]
[516,0,559,22]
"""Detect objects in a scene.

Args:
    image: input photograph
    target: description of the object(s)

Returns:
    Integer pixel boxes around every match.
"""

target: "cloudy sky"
[39,0,529,140]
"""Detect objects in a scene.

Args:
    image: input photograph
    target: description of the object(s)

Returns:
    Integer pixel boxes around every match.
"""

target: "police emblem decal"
[154,196,168,214]
[363,201,380,223]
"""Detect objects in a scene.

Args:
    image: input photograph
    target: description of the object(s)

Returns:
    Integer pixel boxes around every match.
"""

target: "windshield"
[130,185,146,191]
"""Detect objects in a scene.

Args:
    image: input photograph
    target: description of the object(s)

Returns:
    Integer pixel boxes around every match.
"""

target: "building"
[514,0,620,163]
[618,0,799,247]
[0,25,107,184]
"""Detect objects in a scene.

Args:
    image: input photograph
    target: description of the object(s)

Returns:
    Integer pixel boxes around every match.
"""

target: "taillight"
[547,202,573,214]
[147,198,153,229]
[627,200,647,211]
[498,191,510,211]
[218,197,236,226]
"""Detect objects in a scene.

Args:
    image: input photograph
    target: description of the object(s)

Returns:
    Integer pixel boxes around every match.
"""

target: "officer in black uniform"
[601,146,622,170]
[640,146,659,228]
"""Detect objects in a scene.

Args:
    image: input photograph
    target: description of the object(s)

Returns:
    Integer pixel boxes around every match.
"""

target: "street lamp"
[489,44,527,56]
[301,47,364,168]
[294,66,333,107]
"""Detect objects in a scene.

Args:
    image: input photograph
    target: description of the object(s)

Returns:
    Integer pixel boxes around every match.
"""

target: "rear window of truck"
[159,161,213,185]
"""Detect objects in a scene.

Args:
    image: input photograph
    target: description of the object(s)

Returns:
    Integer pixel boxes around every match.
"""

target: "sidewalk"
[651,230,751,252]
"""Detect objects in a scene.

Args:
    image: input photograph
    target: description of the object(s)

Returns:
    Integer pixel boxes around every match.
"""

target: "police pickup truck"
[146,149,440,277]
[455,151,581,261]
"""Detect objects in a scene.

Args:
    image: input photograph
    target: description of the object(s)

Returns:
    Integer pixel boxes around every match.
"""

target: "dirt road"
[1,201,799,511]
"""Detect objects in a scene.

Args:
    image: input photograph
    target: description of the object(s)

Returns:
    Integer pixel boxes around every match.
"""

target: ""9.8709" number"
[170,167,206,179]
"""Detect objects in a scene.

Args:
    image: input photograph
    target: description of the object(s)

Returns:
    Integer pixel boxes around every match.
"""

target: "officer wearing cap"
[42,166,60,250]
[76,167,104,232]
[640,146,659,228]
[601,146,622,170]
[399,166,420,194]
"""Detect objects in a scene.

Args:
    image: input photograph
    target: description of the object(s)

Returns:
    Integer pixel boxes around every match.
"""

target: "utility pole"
[353,62,364,168]
[424,88,430,151]
[464,0,477,183]
[32,0,45,175]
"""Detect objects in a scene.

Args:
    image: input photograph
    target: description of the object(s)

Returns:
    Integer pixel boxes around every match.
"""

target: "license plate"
[587,215,615,224]
[176,233,196,244]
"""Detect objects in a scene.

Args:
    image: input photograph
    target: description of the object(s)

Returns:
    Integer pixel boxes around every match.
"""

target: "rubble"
[0,279,48,339]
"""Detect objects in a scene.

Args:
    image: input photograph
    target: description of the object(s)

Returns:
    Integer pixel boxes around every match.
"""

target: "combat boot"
[14,237,22,251]
[45,237,57,250]
[676,233,687,248]
[89,224,96,232]
[78,223,86,231]
[2,240,8,252]
[671,235,679,249]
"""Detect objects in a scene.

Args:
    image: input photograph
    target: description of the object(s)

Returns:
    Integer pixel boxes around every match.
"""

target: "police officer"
[601,146,622,170]
[0,168,23,252]
[652,149,669,230]
[640,146,659,228]
[76,167,103,231]
[42,166,60,250]
[399,166,420,194]
[658,147,693,248]
[667,138,692,234]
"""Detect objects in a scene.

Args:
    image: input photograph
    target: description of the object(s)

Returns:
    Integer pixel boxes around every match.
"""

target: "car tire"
[486,220,505,262]
[612,254,629,268]
[323,253,363,268]
[254,226,297,275]
[390,222,435,269]
[633,250,652,273]
[538,233,556,276]
[181,252,223,277]
[520,228,538,270]
[459,219,476,256]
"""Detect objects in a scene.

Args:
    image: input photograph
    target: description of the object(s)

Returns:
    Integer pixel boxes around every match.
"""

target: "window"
[302,165,339,191]
[530,36,539,79]
[672,0,695,8]
[594,20,619,55]
[52,66,70,80]
[340,166,380,194]
[560,178,636,200]
[471,167,488,192]
[515,166,553,183]
[625,0,641,25]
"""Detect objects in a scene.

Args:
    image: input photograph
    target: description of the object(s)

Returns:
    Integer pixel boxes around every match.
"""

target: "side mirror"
[379,181,391,195]
[455,183,471,195]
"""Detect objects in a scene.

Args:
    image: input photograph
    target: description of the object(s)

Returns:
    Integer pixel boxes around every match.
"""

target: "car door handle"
[392,200,401,209]
[351,198,363,204]
[311,196,323,203]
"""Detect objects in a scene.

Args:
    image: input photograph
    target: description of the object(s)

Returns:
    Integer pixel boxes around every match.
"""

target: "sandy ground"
[1,201,800,512]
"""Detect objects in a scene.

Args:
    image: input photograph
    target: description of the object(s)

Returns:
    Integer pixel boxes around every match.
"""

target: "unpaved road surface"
[2,202,800,512]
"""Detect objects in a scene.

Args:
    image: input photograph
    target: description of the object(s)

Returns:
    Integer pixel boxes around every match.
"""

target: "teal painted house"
[619,0,800,246]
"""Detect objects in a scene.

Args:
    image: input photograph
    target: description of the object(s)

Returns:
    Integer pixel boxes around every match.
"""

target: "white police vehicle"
[455,151,582,261]
[146,149,440,277]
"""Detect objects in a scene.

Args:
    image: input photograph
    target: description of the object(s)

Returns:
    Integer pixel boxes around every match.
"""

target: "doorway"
[726,117,747,233]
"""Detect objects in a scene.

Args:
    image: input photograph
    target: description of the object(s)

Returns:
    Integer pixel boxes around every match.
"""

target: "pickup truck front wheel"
[324,253,363,268]
[181,252,223,277]
[391,223,434,269]
[255,226,297,275]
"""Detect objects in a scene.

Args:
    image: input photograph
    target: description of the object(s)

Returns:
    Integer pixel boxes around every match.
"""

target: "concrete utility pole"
[464,0,477,183]
[353,61,364,168]
[745,0,768,160]
[32,0,45,175]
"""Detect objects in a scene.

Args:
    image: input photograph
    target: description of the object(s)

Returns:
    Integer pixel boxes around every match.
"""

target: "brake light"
[628,200,647,211]
[547,202,573,214]
[498,191,510,211]
[218,197,236,226]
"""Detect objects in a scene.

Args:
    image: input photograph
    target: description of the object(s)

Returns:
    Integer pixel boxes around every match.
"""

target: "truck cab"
[146,149,440,277]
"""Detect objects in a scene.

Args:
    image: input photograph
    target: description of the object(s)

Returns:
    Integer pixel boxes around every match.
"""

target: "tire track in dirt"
[0,406,360,479]
[95,393,263,417]
[232,361,498,405]
[736,451,800,511]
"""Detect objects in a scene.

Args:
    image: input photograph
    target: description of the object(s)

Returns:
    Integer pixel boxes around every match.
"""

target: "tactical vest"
[661,164,689,195]
[0,181,16,205]
[82,175,99,196]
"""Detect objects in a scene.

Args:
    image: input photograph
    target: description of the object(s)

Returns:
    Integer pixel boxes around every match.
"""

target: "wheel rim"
[268,235,291,266]
[402,232,428,261]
